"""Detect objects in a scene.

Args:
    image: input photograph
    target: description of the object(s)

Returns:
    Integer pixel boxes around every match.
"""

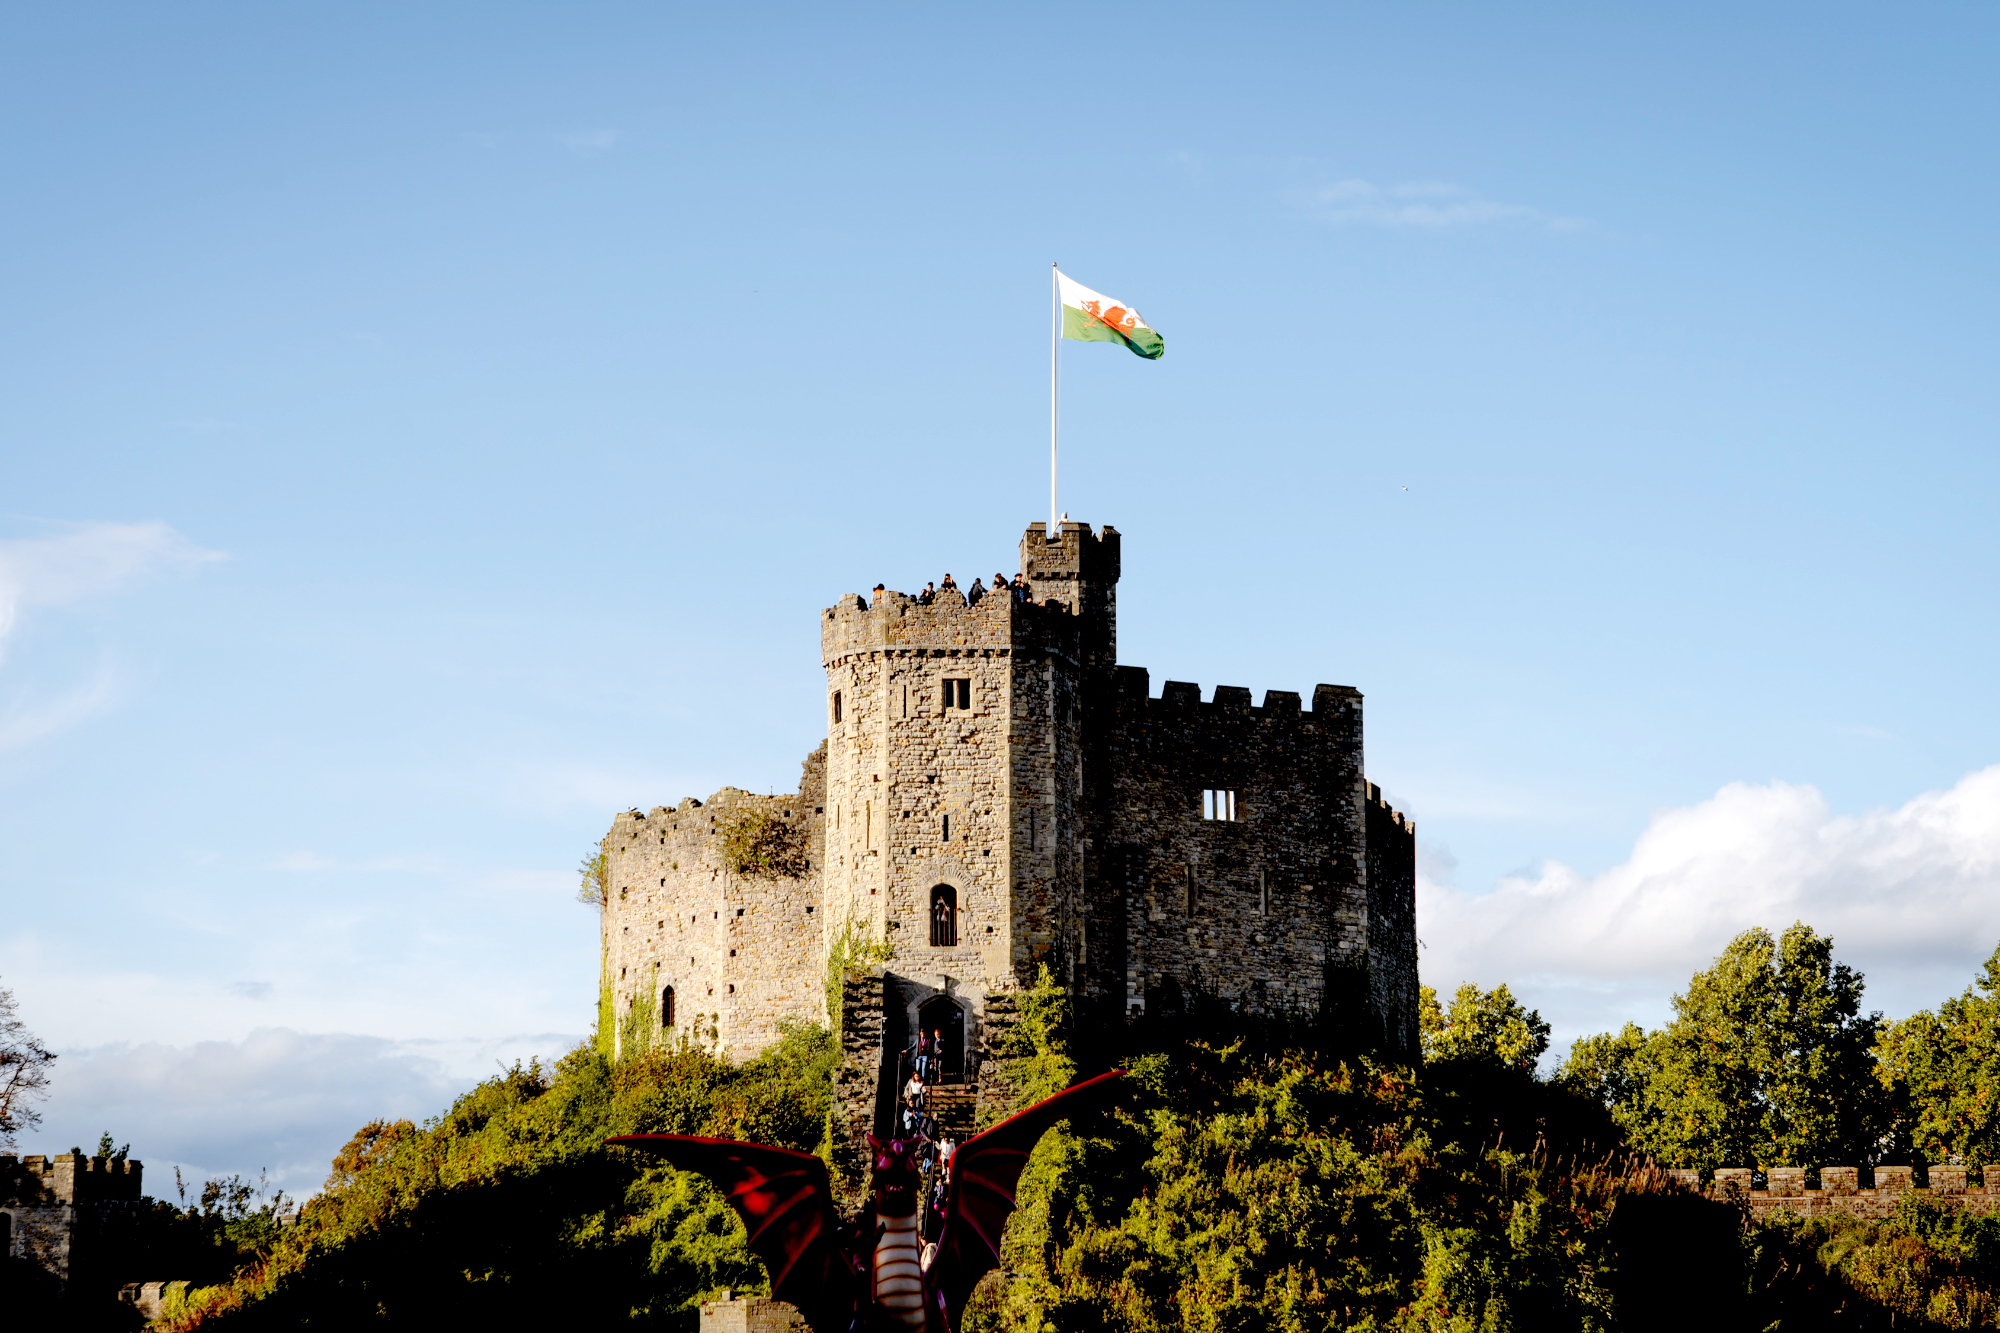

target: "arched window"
[661,986,675,1027]
[929,885,957,947]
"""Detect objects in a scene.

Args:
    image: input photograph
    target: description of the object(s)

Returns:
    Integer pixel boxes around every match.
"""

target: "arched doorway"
[916,995,966,1083]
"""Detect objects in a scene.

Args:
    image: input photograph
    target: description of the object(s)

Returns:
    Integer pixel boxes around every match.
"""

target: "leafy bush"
[718,811,809,878]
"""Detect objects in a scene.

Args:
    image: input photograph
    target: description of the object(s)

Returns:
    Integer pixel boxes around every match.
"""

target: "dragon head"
[864,1133,923,1211]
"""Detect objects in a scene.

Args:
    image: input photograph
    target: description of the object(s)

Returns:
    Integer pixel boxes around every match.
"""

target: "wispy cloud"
[1291,178,1586,231]
[0,520,223,660]
[1419,765,2000,1050]
[555,129,617,157]
[0,662,124,753]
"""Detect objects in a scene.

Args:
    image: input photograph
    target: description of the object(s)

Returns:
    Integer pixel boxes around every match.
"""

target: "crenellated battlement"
[0,1152,144,1206]
[819,585,1094,664]
[1108,669,1366,726]
[1682,1165,2000,1220]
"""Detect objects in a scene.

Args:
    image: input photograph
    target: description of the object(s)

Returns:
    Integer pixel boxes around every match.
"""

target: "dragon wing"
[929,1070,1124,1331]
[607,1133,860,1333]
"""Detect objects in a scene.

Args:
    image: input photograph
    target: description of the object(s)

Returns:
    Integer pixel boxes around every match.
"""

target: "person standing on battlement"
[918,582,935,605]
[940,573,957,593]
[966,577,986,605]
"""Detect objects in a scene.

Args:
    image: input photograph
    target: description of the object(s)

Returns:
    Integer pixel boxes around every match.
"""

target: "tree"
[576,850,607,908]
[1876,940,2000,1165]
[1420,981,1551,1072]
[1561,923,1887,1169]
[0,981,56,1148]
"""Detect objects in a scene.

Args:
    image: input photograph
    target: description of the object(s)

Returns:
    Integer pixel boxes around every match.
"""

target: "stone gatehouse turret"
[598,520,1418,1080]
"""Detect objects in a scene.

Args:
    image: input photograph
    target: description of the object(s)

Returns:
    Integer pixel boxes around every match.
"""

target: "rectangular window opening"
[1258,869,1269,915]
[942,813,951,842]
[831,691,842,723]
[943,678,971,710]
[1202,789,1239,821]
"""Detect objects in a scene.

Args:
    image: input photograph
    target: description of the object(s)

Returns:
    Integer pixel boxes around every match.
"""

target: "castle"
[599,520,1419,1105]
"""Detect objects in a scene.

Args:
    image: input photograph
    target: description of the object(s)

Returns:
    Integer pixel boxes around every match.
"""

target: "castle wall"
[0,1153,143,1286]
[1681,1165,2000,1222]
[1364,786,1420,1058]
[600,754,826,1062]
[1097,672,1376,1024]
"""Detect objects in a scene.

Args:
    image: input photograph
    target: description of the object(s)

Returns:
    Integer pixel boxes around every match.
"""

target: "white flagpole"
[1050,262,1059,541]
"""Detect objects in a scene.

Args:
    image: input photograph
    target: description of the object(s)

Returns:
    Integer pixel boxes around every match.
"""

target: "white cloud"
[34,1028,580,1197]
[1419,766,2000,1047]
[1293,178,1585,231]
[0,520,223,659]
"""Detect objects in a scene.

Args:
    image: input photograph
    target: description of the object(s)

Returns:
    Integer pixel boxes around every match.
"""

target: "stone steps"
[925,1086,979,1137]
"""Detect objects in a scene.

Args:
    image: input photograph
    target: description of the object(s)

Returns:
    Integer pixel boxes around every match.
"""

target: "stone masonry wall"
[601,748,827,1062]
[1680,1165,2000,1222]
[820,580,1087,1010]
[1,1153,143,1285]
[1099,671,1389,1028]
[829,968,889,1217]
[1364,785,1420,1059]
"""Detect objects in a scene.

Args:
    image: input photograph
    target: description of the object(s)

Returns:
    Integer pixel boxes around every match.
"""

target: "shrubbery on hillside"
[164,1022,835,1330]
[154,928,2000,1331]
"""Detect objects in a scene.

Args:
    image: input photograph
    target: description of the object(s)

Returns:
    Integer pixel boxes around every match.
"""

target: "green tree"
[576,849,607,908]
[1876,940,2000,1165]
[1419,981,1551,1072]
[1563,922,1886,1169]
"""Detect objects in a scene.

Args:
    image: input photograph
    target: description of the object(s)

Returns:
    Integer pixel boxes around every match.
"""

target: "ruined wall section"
[1100,675,1394,1033]
[601,751,826,1063]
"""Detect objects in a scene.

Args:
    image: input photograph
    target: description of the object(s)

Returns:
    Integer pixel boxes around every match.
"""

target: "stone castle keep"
[599,520,1419,1098]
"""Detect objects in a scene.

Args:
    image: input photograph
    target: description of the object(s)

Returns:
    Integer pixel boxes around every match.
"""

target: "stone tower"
[598,518,1418,1080]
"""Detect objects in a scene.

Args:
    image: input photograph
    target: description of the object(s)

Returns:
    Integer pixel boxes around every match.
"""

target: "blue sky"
[4,2,1999,1193]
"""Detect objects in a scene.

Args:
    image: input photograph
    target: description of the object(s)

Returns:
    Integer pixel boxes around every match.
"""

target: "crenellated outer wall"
[1,1152,144,1287]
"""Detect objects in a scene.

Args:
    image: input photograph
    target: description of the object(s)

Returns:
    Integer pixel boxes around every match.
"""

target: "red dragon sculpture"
[607,1069,1122,1333]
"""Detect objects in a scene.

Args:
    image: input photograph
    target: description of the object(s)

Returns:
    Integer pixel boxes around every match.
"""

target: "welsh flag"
[1058,273,1164,360]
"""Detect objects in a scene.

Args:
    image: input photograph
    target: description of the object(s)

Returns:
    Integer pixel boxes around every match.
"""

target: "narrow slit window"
[831,691,842,723]
[943,678,971,710]
[1202,789,1239,821]
[942,813,951,842]
[930,884,958,947]
[661,986,675,1027]
[1258,869,1269,915]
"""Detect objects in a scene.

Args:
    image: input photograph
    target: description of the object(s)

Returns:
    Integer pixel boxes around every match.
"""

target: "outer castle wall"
[600,519,1420,1071]
[1,1153,144,1286]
